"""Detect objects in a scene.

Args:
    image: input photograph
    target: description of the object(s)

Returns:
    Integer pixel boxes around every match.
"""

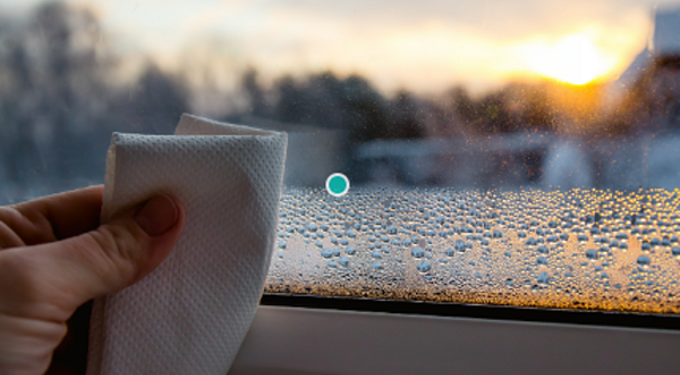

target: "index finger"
[3,186,104,246]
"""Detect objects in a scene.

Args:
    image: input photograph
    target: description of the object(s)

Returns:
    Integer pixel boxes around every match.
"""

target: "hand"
[0,186,185,375]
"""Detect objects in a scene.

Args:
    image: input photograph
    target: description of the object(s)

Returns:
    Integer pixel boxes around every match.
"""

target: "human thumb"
[9,194,185,321]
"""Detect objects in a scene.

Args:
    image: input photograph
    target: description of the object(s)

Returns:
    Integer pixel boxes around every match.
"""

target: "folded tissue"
[87,114,287,375]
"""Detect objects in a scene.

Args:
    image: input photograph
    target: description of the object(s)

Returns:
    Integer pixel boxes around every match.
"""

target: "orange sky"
[3,0,675,94]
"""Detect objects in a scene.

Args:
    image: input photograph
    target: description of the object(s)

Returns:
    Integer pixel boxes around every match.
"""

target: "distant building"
[240,116,349,187]
[608,7,680,133]
[614,7,680,93]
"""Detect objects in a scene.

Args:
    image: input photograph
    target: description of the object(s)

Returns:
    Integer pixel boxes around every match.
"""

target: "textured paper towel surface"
[87,114,287,375]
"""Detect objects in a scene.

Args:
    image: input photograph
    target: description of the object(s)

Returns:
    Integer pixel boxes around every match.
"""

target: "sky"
[1,0,679,94]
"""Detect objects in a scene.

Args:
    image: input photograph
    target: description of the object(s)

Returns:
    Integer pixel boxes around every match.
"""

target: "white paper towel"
[87,114,287,375]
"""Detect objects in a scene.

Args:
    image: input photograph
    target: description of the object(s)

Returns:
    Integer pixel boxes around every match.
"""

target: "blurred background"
[0,0,679,204]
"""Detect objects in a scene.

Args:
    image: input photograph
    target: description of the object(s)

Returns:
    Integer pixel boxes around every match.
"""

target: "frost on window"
[266,187,680,314]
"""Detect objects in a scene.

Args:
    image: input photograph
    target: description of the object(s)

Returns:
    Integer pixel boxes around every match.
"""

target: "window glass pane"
[1,0,680,315]
[267,187,680,314]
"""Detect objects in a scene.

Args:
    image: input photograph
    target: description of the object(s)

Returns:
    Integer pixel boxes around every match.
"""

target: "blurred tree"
[306,72,346,128]
[478,91,515,133]
[274,74,309,124]
[451,86,515,134]
[339,75,391,142]
[0,30,37,186]
[450,86,479,132]
[0,2,108,185]
[521,87,553,131]
[242,68,268,117]
[450,83,558,135]
[0,2,189,203]
[35,3,99,180]
[270,71,395,142]
[122,65,189,134]
[416,97,465,138]
[392,90,424,139]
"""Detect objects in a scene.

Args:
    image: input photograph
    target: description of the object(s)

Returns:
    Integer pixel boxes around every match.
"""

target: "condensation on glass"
[266,187,680,315]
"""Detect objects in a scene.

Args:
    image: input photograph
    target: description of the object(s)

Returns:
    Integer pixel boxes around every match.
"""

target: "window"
[2,0,680,319]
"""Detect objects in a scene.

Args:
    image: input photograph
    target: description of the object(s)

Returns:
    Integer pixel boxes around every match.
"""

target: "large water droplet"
[417,260,432,272]
[637,255,651,266]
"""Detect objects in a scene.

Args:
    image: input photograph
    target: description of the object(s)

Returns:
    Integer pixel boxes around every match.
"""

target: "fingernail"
[134,195,179,236]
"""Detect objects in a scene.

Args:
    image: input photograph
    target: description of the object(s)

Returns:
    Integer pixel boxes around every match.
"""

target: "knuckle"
[87,222,147,281]
[0,206,54,245]
[0,206,19,221]
[0,207,21,231]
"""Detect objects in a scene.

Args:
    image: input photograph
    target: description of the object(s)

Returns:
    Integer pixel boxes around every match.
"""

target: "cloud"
[8,0,662,93]
[218,5,650,93]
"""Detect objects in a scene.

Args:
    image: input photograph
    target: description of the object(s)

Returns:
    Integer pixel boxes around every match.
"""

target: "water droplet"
[637,255,651,266]
[417,260,432,272]
[586,249,598,260]
[616,233,629,240]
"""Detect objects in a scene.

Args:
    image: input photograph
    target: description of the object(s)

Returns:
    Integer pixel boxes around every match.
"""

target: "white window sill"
[230,304,680,375]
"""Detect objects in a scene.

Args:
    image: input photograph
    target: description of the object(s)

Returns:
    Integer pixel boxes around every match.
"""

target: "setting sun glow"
[522,33,619,85]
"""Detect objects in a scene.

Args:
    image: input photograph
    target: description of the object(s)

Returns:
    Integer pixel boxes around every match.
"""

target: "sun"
[523,33,617,85]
